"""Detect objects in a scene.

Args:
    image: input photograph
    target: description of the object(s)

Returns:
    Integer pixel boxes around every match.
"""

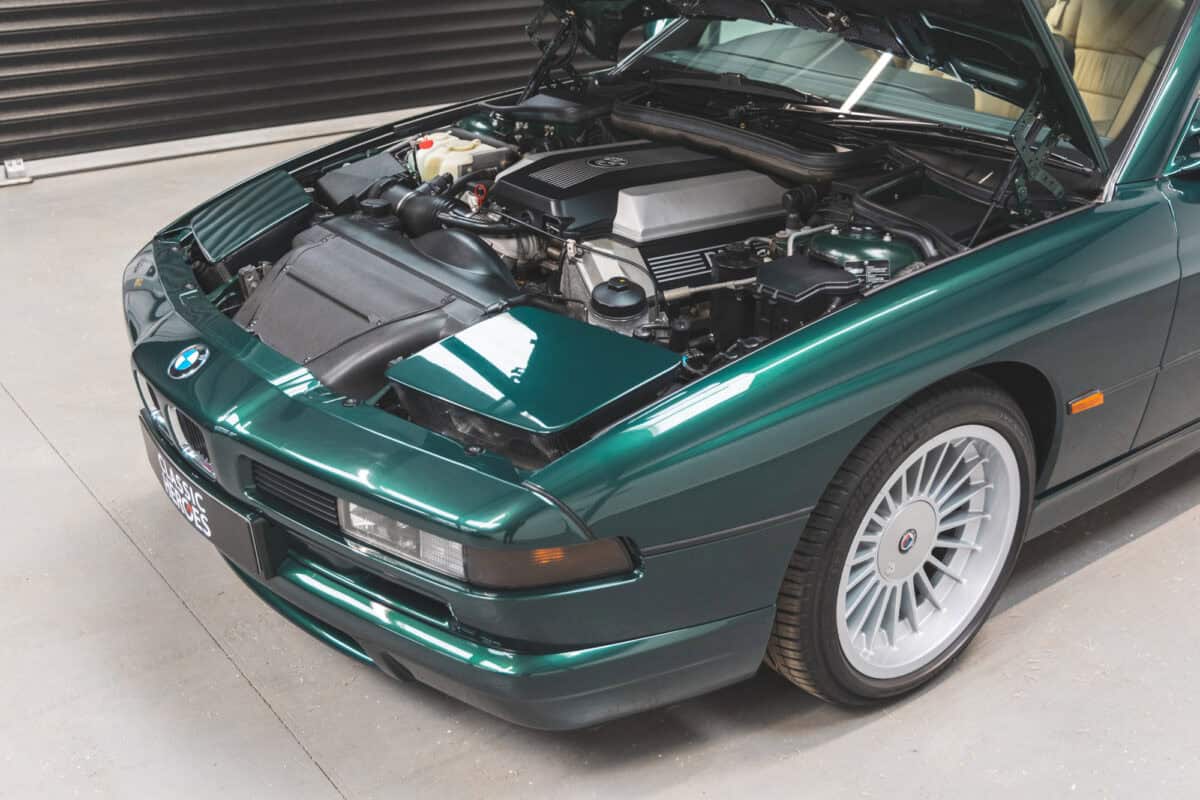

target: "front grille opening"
[251,461,340,528]
[175,411,210,462]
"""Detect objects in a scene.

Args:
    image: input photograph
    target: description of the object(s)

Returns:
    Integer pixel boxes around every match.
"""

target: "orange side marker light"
[1069,390,1105,415]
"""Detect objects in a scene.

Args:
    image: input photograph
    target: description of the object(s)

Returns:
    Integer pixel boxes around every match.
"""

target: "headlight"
[338,500,633,589]
[339,501,465,579]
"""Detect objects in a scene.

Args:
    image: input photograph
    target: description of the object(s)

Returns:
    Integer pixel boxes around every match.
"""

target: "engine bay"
[184,80,1092,468]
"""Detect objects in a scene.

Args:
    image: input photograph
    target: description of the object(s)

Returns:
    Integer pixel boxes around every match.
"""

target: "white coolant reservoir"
[414,131,508,182]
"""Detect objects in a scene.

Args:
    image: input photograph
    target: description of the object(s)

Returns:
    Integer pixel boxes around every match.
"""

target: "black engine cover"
[490,142,742,237]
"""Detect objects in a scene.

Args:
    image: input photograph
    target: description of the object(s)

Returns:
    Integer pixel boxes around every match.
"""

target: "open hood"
[549,0,1107,170]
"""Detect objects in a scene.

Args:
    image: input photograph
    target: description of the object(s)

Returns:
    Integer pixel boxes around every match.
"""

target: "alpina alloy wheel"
[767,377,1034,705]
[835,425,1020,680]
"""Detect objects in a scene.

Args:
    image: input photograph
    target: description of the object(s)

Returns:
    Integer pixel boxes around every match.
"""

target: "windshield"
[635,13,1183,156]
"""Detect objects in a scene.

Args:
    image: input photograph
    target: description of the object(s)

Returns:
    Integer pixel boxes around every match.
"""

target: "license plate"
[141,418,264,576]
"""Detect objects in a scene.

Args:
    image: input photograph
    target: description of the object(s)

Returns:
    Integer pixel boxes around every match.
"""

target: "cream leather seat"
[954,0,1183,139]
[919,0,1052,119]
[1044,0,1184,138]
[872,0,1181,140]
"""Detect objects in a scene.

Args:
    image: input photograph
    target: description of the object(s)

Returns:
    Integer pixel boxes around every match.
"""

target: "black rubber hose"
[611,101,888,184]
[448,127,514,152]
[518,293,586,313]
[881,222,943,261]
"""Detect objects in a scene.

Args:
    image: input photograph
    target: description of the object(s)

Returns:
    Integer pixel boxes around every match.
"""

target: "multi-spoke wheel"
[836,425,1021,679]
[767,376,1034,705]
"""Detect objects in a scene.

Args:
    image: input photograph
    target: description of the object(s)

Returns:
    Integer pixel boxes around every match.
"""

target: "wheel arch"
[869,362,1058,485]
[966,361,1059,483]
[843,361,1058,489]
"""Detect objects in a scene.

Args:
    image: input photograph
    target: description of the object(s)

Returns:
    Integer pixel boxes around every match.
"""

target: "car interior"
[907,0,1186,141]
[1047,0,1185,138]
[689,0,1186,147]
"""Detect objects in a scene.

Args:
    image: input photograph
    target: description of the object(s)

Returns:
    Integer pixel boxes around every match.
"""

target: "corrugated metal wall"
[0,1,572,161]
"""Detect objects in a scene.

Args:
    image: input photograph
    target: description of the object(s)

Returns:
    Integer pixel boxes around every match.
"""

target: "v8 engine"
[195,89,986,464]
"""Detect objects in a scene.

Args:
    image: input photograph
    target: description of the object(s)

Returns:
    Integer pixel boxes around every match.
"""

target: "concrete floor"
[2,139,1198,799]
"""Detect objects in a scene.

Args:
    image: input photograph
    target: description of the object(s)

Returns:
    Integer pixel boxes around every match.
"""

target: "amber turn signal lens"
[338,499,634,589]
[530,547,567,565]
[466,539,634,590]
[1068,390,1105,415]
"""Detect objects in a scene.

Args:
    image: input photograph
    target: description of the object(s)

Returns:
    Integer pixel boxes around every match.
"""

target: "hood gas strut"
[520,5,582,104]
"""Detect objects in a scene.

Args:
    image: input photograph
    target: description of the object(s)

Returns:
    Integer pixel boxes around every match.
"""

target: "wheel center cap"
[879,501,937,583]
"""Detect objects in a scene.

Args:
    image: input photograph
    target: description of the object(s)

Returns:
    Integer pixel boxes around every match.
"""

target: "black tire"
[766,374,1036,705]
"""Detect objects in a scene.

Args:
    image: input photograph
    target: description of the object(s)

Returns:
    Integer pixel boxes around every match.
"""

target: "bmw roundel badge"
[587,154,630,169]
[168,344,209,380]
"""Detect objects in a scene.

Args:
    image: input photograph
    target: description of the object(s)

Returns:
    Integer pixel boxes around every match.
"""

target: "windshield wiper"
[642,65,832,108]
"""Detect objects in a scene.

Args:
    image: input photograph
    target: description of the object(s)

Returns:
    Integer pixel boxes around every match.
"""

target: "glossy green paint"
[123,5,1200,729]
[231,556,776,730]
[275,553,750,677]
[131,235,584,536]
[128,237,808,652]
[141,382,802,664]
[1142,136,1200,445]
[123,57,810,731]
[532,183,1181,546]
[387,305,681,434]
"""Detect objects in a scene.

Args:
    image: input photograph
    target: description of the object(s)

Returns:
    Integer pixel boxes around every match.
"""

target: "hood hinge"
[1009,94,1067,214]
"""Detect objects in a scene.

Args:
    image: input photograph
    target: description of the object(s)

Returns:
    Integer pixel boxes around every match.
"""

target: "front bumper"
[235,558,773,730]
[127,221,807,727]
[145,416,774,729]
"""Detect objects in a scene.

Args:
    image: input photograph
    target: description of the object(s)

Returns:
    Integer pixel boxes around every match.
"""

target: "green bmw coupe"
[124,0,1199,727]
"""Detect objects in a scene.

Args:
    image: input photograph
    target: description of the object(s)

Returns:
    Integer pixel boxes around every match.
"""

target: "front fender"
[535,184,1178,553]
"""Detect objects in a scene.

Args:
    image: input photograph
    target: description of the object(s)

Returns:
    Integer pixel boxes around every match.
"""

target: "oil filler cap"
[591,277,647,319]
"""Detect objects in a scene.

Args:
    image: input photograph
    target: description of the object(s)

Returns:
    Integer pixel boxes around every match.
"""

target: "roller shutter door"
[0,1,591,161]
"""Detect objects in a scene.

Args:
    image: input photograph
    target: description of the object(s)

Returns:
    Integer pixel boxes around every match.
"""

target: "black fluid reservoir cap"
[591,276,648,319]
[722,240,753,264]
[713,240,758,274]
